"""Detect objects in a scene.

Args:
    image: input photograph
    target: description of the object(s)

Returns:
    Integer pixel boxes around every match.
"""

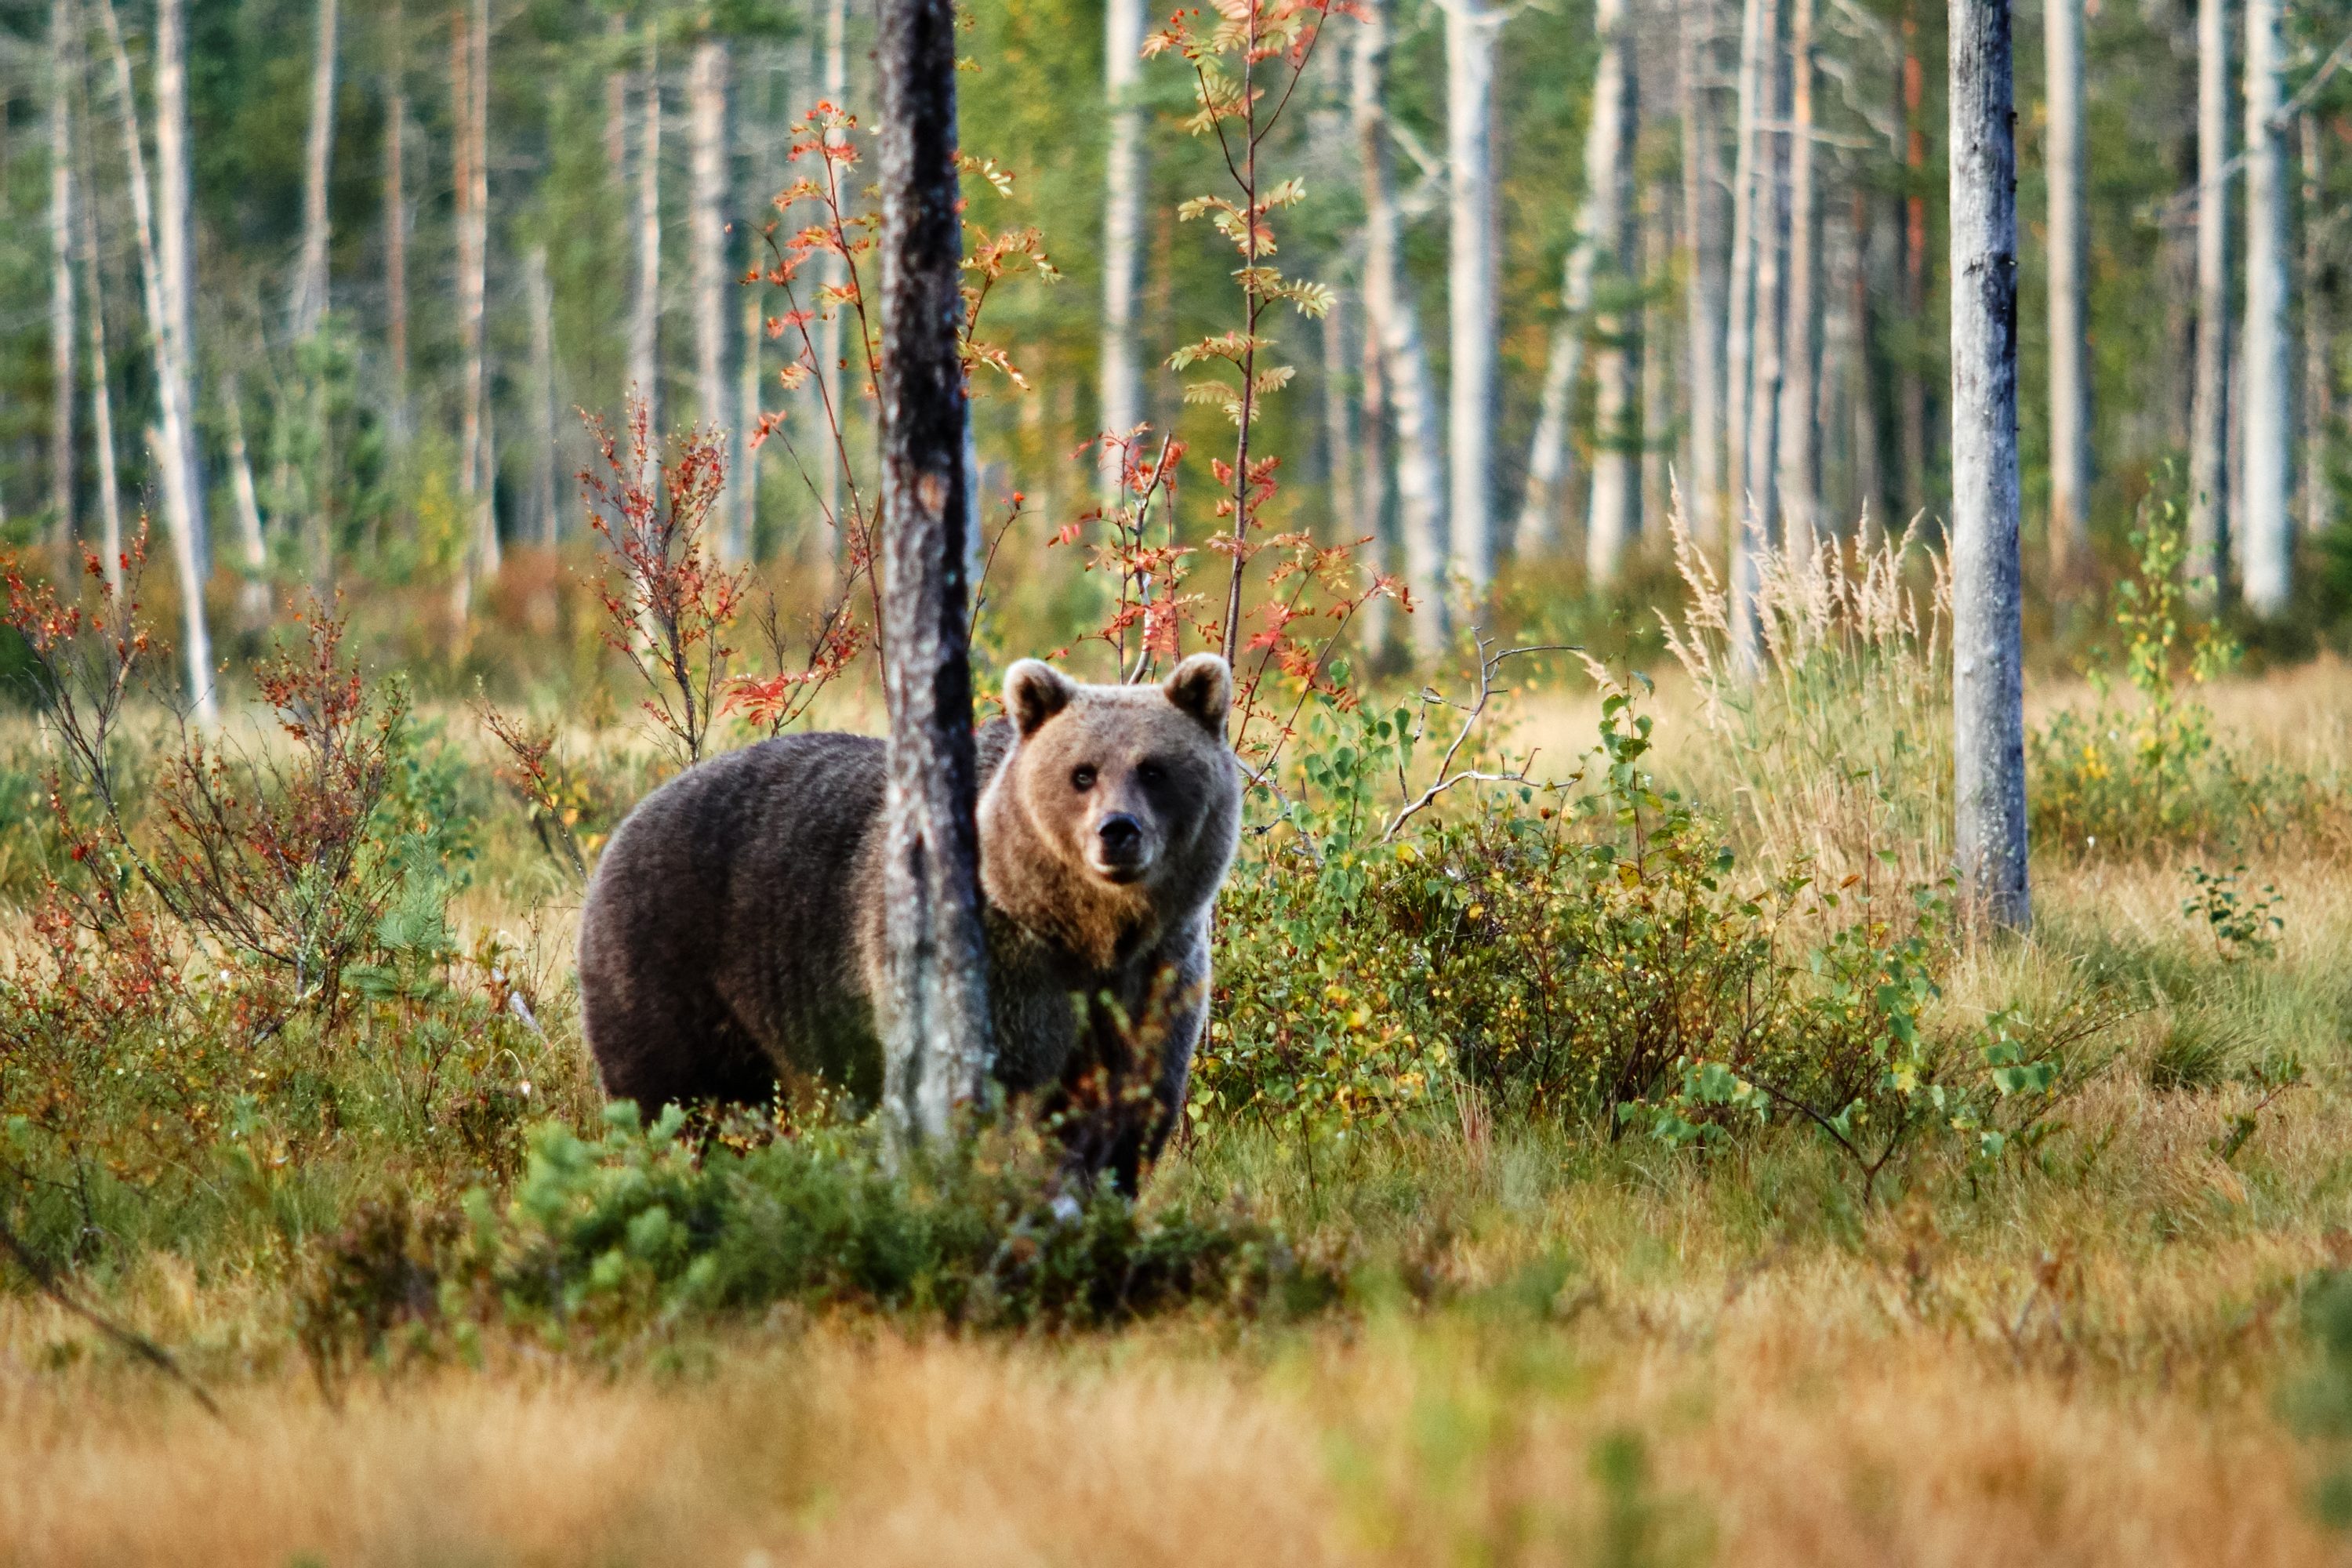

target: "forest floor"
[7,652,2352,1566]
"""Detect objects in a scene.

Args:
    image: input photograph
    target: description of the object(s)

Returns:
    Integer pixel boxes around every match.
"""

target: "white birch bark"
[1732,7,1784,672]
[2303,111,2333,539]
[1723,0,1774,529]
[629,34,663,452]
[74,119,125,591]
[1353,0,1450,655]
[689,38,735,558]
[98,0,214,722]
[2043,0,2089,584]
[1584,0,1640,585]
[2241,0,2291,615]
[289,0,339,340]
[526,241,559,546]
[1949,0,2029,927]
[452,0,494,622]
[1100,0,1147,492]
[49,0,77,562]
[2187,0,2229,603]
[222,375,270,624]
[1441,0,1500,592]
[1775,0,1818,557]
[154,0,207,583]
[1356,279,1393,655]
[1682,0,1726,549]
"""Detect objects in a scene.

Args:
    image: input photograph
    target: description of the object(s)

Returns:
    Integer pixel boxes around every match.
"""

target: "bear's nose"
[1097,812,1144,853]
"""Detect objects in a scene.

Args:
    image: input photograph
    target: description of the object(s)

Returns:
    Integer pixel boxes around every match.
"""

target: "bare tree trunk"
[1100,0,1147,489]
[1323,289,1359,546]
[628,33,662,445]
[1681,0,1726,549]
[1899,16,1929,516]
[527,241,559,546]
[1585,0,1640,585]
[154,0,206,585]
[2043,0,2090,586]
[383,8,410,444]
[1818,195,1855,521]
[1357,279,1393,656]
[1442,0,1498,593]
[290,0,339,339]
[1641,187,1672,532]
[1519,0,1635,555]
[74,103,125,590]
[1725,0,1774,532]
[222,375,270,624]
[815,0,848,552]
[688,38,735,561]
[1849,187,1886,535]
[1733,0,1785,671]
[452,0,493,626]
[1353,0,1449,655]
[1776,0,1818,559]
[2187,0,2229,603]
[98,0,213,722]
[875,0,991,1149]
[49,0,77,571]
[2303,111,2333,539]
[1949,0,2028,927]
[2241,0,2291,615]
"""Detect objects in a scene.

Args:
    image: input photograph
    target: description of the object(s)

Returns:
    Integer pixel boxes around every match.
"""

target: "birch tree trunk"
[1775,0,1818,557]
[875,0,991,1149]
[383,8,410,445]
[2241,0,2291,615]
[629,34,663,448]
[1733,9,1785,671]
[1356,279,1394,656]
[49,0,77,568]
[2043,0,2090,586]
[1641,189,1672,529]
[1849,188,1886,535]
[98,0,214,722]
[1519,0,1633,555]
[1681,0,1726,550]
[2187,0,2229,603]
[1900,20,1929,517]
[1442,0,1499,592]
[154,0,207,583]
[689,38,735,559]
[74,111,125,590]
[452,0,494,626]
[1323,289,1359,546]
[1949,0,2029,928]
[526,241,559,546]
[1352,0,1450,655]
[1584,0,1640,585]
[222,375,270,623]
[1725,0,1775,529]
[289,0,339,340]
[2303,111,2333,539]
[1100,0,1147,489]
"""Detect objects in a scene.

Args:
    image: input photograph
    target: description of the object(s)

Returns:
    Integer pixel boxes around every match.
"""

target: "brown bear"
[575,652,1242,1189]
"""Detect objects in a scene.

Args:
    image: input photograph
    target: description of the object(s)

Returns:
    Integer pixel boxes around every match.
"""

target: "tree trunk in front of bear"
[876,0,993,1150]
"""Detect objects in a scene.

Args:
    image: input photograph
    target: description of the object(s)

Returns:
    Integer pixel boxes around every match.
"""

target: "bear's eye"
[1071,765,1098,791]
[1135,760,1167,787]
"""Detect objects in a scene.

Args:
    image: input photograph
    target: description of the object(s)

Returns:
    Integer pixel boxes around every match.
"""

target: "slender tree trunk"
[1100,0,1147,488]
[739,257,765,559]
[98,0,213,722]
[1519,0,1634,554]
[1323,289,1359,546]
[1900,15,1929,516]
[628,33,662,445]
[527,241,559,546]
[290,0,339,339]
[2303,111,2333,539]
[815,0,848,550]
[1682,0,1726,549]
[49,0,77,570]
[1849,187,1886,535]
[688,38,735,560]
[1818,196,1855,522]
[222,375,270,624]
[452,0,492,625]
[2187,0,2229,602]
[383,17,410,444]
[1733,4,1786,670]
[1353,0,1449,655]
[154,0,206,583]
[1357,278,1393,656]
[874,0,991,1147]
[1725,0,1774,530]
[1776,0,1818,558]
[1442,0,1498,592]
[1585,0,1640,585]
[1949,0,2028,927]
[1640,188,1672,531]
[2241,0,2291,614]
[2043,0,2089,586]
[74,103,125,590]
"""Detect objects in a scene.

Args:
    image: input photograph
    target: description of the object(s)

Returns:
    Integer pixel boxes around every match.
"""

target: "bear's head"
[980,654,1242,964]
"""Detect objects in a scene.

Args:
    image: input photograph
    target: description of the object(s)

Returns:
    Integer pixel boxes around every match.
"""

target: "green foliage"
[2180,863,2287,961]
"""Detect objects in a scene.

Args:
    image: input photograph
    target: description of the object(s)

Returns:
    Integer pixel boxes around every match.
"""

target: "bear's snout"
[1089,810,1155,880]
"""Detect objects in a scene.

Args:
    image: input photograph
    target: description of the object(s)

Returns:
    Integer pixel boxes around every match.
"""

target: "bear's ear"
[1004,659,1077,737]
[1162,654,1232,737]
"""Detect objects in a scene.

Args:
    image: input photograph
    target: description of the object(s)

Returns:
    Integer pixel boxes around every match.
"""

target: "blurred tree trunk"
[526,241,558,547]
[1585,0,1639,586]
[1352,0,1449,655]
[2043,0,2089,587]
[1681,0,1726,550]
[739,252,764,558]
[2188,0,2229,604]
[1949,0,2028,928]
[689,37,735,559]
[452,0,493,628]
[875,0,991,1147]
[73,92,124,591]
[2303,111,2333,539]
[49,0,76,572]
[1322,289,1359,548]
[1725,0,1773,536]
[383,2,410,445]
[1733,0,1784,672]
[1641,187,1671,532]
[97,0,215,722]
[1775,0,1818,561]
[290,0,338,340]
[815,0,848,578]
[1356,276,1393,656]
[1847,190,1886,537]
[1442,0,1498,593]
[1520,0,1632,557]
[629,33,662,462]
[2240,0,2290,615]
[222,376,270,626]
[1100,0,1147,495]
[155,0,206,585]
[1899,13,1929,517]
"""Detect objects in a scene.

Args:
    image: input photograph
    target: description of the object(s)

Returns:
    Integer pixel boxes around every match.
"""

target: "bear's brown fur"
[576,653,1241,1188]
